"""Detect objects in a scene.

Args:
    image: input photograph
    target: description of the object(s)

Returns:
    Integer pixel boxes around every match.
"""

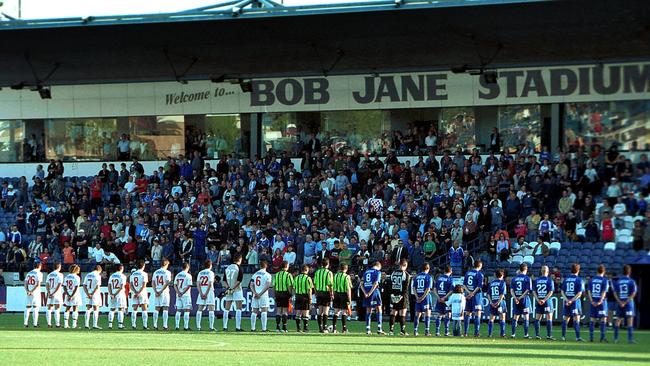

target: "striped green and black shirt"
[273,270,294,293]
[333,272,351,294]
[294,273,314,295]
[313,268,333,292]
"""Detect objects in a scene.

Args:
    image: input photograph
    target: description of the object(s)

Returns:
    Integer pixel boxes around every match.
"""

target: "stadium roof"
[0,0,649,87]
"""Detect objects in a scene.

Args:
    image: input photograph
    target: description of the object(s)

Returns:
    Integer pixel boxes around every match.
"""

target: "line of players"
[22,254,638,343]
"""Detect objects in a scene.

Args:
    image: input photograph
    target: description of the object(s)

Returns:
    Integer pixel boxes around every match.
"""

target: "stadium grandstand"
[0,1,649,359]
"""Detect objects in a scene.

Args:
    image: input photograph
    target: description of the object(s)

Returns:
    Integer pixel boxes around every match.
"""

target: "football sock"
[281,314,288,330]
[24,307,30,326]
[444,317,451,334]
[414,315,419,332]
[183,312,190,329]
[222,310,229,329]
[341,315,347,330]
[488,320,494,336]
[377,313,383,331]
[251,313,257,331]
[209,311,215,330]
[93,310,99,327]
[196,311,203,329]
[261,312,268,331]
[64,311,70,327]
[614,324,619,341]
[464,316,470,335]
[131,310,138,327]
[365,313,371,329]
[276,315,282,329]
[108,310,115,325]
[175,312,181,329]
[317,315,322,330]
[302,316,309,330]
[424,316,431,332]
[574,321,581,339]
[589,321,595,341]
[32,307,39,326]
[534,319,540,337]
[435,317,441,334]
[399,315,406,332]
[142,311,148,328]
[235,310,242,330]
[46,308,52,326]
[322,313,327,330]
[523,319,530,336]
[561,320,567,338]
[54,309,60,326]
[153,311,159,328]
[162,310,169,328]
[72,312,78,328]
[295,316,301,331]
[85,309,91,328]
[474,315,480,336]
[389,314,395,331]
[117,310,124,325]
[627,326,633,342]
[600,321,606,341]
[332,314,338,331]
[500,320,506,337]
[546,319,552,338]
[511,319,517,336]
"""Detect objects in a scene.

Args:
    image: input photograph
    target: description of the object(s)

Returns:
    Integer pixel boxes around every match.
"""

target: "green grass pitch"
[0,314,648,365]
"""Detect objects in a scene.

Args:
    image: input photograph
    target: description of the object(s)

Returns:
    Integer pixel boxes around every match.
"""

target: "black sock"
[342,315,347,330]
[322,313,327,329]
[276,315,281,329]
[317,315,322,330]
[389,314,396,330]
[303,316,309,330]
[332,314,338,331]
[282,314,288,330]
[296,317,301,331]
[399,315,406,332]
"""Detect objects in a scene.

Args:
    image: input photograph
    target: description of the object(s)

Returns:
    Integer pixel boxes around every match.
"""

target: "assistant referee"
[294,264,314,332]
[332,263,352,333]
[313,258,334,333]
[273,261,293,332]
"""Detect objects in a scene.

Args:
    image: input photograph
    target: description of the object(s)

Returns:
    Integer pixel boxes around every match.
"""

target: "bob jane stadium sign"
[1,62,649,119]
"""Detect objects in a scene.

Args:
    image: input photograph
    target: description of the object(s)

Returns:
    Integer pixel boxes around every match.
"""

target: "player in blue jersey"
[561,263,584,341]
[433,266,453,336]
[587,265,609,342]
[487,269,507,338]
[612,265,637,344]
[463,260,484,337]
[533,265,555,340]
[361,261,385,335]
[510,263,532,338]
[412,263,434,336]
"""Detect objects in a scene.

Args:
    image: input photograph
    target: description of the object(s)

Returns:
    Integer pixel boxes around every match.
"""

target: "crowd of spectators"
[0,134,649,279]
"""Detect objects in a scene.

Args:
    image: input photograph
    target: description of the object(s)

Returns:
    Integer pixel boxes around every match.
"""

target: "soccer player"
[463,260,484,337]
[612,265,637,344]
[272,261,293,332]
[433,266,453,336]
[361,261,385,335]
[152,259,173,330]
[45,262,64,328]
[108,264,127,329]
[561,263,584,341]
[332,263,352,334]
[174,262,193,330]
[63,265,82,329]
[130,260,150,329]
[448,284,466,336]
[533,265,555,340]
[487,269,507,338]
[24,262,43,328]
[412,263,433,336]
[293,264,314,332]
[510,263,532,338]
[250,260,272,332]
[223,254,245,331]
[587,264,609,342]
[313,258,334,333]
[196,259,216,331]
[83,265,103,329]
[388,259,411,336]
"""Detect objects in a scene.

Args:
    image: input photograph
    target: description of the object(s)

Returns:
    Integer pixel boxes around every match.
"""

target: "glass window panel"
[45,118,116,161]
[439,107,475,150]
[0,120,25,162]
[262,112,299,155]
[498,105,541,152]
[129,116,185,159]
[319,110,389,155]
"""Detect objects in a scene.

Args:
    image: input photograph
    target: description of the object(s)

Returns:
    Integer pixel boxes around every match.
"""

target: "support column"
[249,113,263,158]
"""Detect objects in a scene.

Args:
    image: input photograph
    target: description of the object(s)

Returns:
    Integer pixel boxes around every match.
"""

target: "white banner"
[0,62,648,119]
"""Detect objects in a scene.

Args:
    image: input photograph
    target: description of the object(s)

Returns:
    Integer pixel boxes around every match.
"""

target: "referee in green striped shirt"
[332,263,352,333]
[294,264,314,332]
[272,261,293,332]
[313,258,334,333]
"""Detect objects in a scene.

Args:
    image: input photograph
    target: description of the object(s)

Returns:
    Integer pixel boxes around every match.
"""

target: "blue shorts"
[362,291,382,308]
[415,295,432,313]
[487,300,506,317]
[535,300,554,315]
[563,299,582,317]
[616,301,635,318]
[434,299,449,314]
[466,293,483,313]
[589,300,608,318]
[513,296,531,316]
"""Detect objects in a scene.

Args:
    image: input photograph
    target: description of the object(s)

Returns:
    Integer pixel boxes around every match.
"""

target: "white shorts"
[86,294,102,307]
[224,289,244,302]
[251,295,270,309]
[175,296,192,310]
[196,291,216,306]
[109,294,127,309]
[26,293,42,307]
[131,292,149,306]
[153,292,171,308]
[46,294,63,306]
[65,295,82,307]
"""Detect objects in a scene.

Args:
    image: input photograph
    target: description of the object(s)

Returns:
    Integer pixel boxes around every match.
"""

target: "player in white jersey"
[174,262,193,330]
[250,260,272,332]
[196,259,216,331]
[152,259,173,330]
[24,262,43,327]
[108,264,128,329]
[83,265,103,329]
[129,260,150,329]
[45,262,64,328]
[223,254,244,331]
[63,265,82,329]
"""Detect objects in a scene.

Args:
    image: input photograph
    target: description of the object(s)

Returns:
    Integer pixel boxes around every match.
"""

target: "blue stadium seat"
[593,242,605,250]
